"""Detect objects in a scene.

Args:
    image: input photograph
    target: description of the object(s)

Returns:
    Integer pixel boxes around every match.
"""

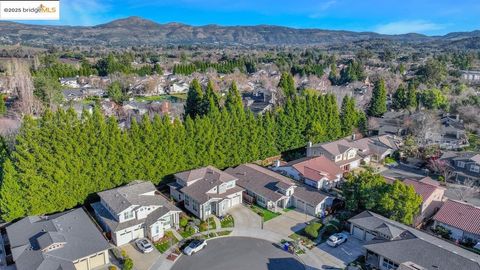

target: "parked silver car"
[326,233,348,247]
[135,238,154,253]
[183,239,207,256]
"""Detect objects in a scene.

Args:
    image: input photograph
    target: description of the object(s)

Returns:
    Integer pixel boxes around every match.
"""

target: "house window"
[457,161,465,168]
[155,225,160,234]
[347,151,355,159]
[471,165,480,173]
[192,201,198,211]
[226,181,235,188]
[382,258,398,270]
[123,211,134,220]
[335,155,342,161]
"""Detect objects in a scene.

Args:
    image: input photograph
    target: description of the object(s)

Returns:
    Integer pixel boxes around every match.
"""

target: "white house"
[169,166,244,220]
[92,180,181,246]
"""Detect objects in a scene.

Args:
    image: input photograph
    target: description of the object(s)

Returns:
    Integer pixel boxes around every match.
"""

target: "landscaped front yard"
[250,204,281,221]
[220,214,234,228]
[154,231,179,253]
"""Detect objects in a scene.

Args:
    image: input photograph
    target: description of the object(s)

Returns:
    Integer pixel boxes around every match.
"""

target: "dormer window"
[123,211,134,220]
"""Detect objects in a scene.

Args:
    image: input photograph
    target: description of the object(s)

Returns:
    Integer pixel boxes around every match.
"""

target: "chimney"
[307,141,313,148]
[352,133,356,141]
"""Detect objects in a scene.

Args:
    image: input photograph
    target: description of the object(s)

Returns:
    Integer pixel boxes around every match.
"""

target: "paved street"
[171,237,305,270]
[381,164,427,180]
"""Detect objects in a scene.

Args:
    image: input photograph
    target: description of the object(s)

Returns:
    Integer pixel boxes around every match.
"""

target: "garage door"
[366,232,376,241]
[89,252,106,269]
[352,226,365,240]
[133,227,144,239]
[117,230,134,246]
[74,259,88,270]
[231,195,241,206]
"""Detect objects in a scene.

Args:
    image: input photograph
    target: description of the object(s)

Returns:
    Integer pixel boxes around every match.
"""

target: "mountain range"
[1,16,480,48]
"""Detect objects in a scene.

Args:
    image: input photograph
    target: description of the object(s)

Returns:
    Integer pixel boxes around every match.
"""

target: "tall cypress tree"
[340,95,357,136]
[278,72,296,99]
[0,95,6,116]
[407,81,418,110]
[225,81,244,113]
[368,79,387,117]
[185,78,203,119]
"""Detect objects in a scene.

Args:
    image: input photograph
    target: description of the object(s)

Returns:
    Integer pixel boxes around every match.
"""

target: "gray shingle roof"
[292,186,329,206]
[6,208,110,270]
[97,180,171,214]
[349,211,480,270]
[226,164,295,203]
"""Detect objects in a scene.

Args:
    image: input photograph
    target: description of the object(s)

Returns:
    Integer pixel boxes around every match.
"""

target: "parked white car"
[135,238,154,253]
[326,233,348,247]
[183,239,207,255]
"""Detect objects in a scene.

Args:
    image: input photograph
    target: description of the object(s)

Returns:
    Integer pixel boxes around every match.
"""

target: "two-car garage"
[114,224,145,246]
[74,251,109,270]
[351,225,376,241]
[294,198,316,216]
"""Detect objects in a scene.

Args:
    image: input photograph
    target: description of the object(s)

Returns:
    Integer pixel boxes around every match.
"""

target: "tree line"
[0,79,364,221]
[173,59,256,75]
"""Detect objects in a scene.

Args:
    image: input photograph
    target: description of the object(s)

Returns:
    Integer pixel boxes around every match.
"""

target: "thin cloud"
[374,20,444,35]
[309,0,337,18]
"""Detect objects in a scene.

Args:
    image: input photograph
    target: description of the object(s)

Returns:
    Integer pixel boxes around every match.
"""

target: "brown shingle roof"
[433,200,480,235]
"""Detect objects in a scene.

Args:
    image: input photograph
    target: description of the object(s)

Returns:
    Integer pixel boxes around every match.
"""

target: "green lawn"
[250,204,281,222]
[220,215,234,228]
[134,93,187,102]
[154,231,179,253]
[217,230,232,236]
[207,217,217,230]
[283,206,295,213]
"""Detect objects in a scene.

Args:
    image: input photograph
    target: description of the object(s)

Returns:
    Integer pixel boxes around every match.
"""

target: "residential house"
[226,163,333,216]
[432,200,480,242]
[242,91,274,115]
[306,135,400,171]
[349,211,480,270]
[60,77,80,88]
[462,70,480,82]
[419,113,469,150]
[4,208,110,270]
[368,111,408,137]
[168,82,189,94]
[169,166,244,220]
[271,156,343,190]
[441,151,480,184]
[403,177,445,224]
[92,180,181,246]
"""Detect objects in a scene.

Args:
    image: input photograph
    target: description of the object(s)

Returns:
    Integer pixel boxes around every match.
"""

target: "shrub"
[180,215,189,227]
[304,222,323,239]
[433,225,451,240]
[324,224,340,236]
[123,258,133,270]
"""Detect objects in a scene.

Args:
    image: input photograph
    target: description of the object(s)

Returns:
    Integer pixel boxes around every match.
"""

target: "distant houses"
[432,199,480,242]
[441,151,480,185]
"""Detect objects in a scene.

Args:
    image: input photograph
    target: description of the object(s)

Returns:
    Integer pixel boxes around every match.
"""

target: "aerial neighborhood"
[1,7,480,270]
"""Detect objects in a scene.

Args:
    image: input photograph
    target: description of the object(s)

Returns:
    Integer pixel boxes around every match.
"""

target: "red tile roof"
[291,156,343,182]
[433,200,480,235]
[403,179,440,203]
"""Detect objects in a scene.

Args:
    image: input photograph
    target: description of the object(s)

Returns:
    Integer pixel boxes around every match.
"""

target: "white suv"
[326,233,348,247]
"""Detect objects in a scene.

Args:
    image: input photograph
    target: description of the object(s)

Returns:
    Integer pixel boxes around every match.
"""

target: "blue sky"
[21,0,480,35]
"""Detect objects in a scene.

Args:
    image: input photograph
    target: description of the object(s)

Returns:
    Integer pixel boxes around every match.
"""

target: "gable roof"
[6,208,110,270]
[432,200,480,235]
[312,139,352,155]
[175,166,241,204]
[226,163,295,203]
[98,180,162,214]
[403,179,443,203]
[292,185,329,206]
[349,211,480,270]
[174,165,237,184]
[288,156,343,182]
[310,135,400,158]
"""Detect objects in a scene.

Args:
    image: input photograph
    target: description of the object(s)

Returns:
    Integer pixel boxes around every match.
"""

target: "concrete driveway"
[312,234,364,268]
[264,210,316,236]
[171,237,305,270]
[122,242,160,270]
[228,205,262,229]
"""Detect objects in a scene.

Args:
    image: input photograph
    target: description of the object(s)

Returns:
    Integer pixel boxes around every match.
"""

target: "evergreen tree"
[340,96,357,136]
[368,79,387,117]
[393,84,408,109]
[278,72,296,98]
[0,159,26,221]
[0,95,6,116]
[407,81,418,110]
[202,80,220,115]
[225,81,244,113]
[185,79,203,118]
